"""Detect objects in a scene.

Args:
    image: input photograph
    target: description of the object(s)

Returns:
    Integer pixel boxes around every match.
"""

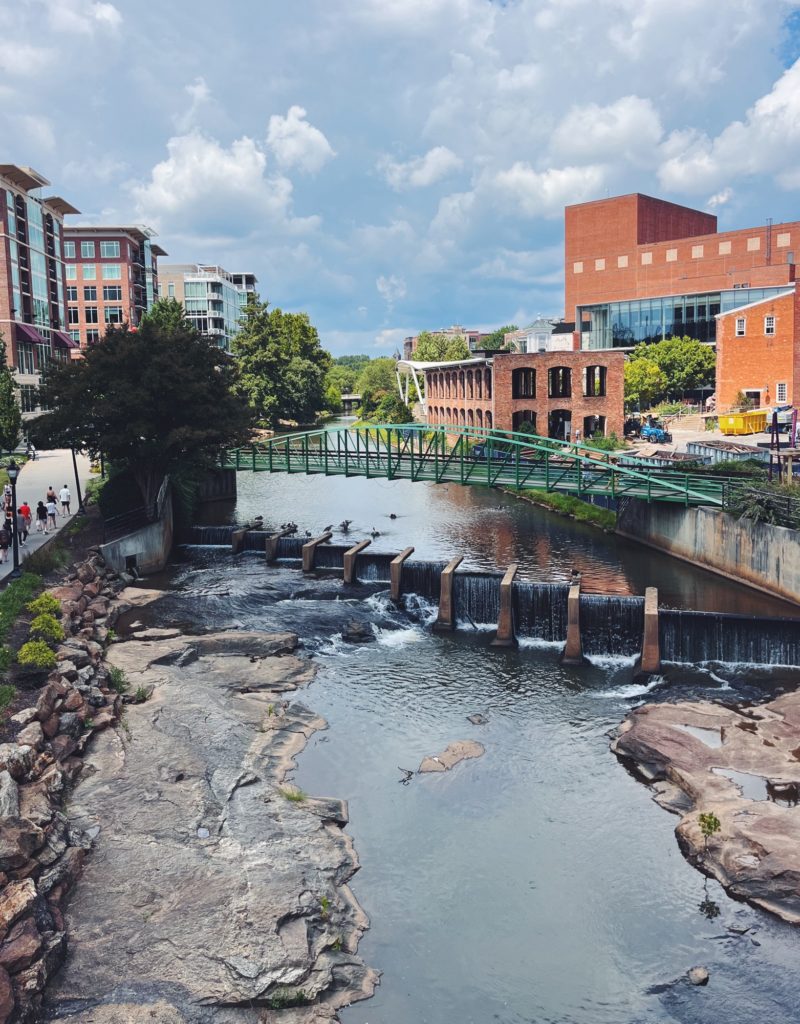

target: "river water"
[157,460,800,1023]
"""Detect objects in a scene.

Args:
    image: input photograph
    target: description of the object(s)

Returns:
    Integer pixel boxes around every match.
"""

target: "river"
[158,459,800,1023]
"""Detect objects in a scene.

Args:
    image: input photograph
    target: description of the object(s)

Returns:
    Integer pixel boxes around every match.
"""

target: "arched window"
[548,367,571,398]
[476,373,482,399]
[486,410,493,429]
[485,368,492,399]
[476,408,483,428]
[584,415,606,438]
[467,408,474,427]
[512,368,536,398]
[548,409,572,440]
[466,370,473,399]
[459,371,466,398]
[583,365,607,397]
[446,373,451,398]
[512,410,536,432]
[460,407,466,425]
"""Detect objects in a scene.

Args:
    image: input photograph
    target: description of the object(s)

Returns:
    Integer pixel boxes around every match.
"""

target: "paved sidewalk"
[0,449,93,584]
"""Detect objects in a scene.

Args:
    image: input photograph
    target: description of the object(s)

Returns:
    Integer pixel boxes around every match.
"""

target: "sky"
[3,0,800,356]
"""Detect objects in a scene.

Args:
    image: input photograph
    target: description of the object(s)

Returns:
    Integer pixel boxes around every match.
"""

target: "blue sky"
[3,0,800,354]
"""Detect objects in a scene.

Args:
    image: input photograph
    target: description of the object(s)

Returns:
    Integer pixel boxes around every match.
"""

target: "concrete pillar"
[433,555,464,632]
[640,587,660,674]
[302,531,333,573]
[266,527,292,563]
[231,528,247,554]
[390,546,415,601]
[561,581,584,665]
[490,563,518,648]
[343,539,371,584]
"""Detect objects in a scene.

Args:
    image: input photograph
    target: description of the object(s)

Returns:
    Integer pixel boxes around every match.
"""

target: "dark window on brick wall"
[512,368,536,398]
[584,365,606,397]
[548,366,571,398]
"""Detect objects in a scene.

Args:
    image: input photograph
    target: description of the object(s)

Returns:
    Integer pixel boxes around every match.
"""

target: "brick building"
[419,349,624,439]
[64,225,165,353]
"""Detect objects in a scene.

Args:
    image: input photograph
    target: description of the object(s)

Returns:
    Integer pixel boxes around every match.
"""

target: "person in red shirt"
[19,502,31,533]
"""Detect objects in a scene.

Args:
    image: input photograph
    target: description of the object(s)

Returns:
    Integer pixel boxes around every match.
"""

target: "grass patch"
[22,541,72,576]
[279,786,307,803]
[516,489,617,530]
[108,666,128,693]
[0,683,15,710]
[264,987,310,1010]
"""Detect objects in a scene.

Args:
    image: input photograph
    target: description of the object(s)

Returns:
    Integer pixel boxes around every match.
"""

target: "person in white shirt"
[46,499,58,531]
[59,485,71,516]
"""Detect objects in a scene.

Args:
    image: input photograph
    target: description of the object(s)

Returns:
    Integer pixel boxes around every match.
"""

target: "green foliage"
[17,640,57,670]
[96,467,145,520]
[0,646,11,672]
[26,593,61,617]
[108,666,127,693]
[699,811,721,846]
[133,685,150,704]
[0,336,21,452]
[139,297,193,333]
[324,382,343,414]
[280,786,307,802]
[0,574,41,645]
[22,543,70,576]
[732,390,755,412]
[624,358,667,410]
[583,432,627,452]
[414,331,470,362]
[30,320,252,509]
[0,683,15,711]
[320,895,331,918]
[265,988,310,1010]
[234,298,331,427]
[327,357,368,395]
[517,489,617,530]
[29,612,65,643]
[373,393,414,424]
[627,336,715,405]
[356,357,398,418]
[481,325,518,351]
[331,936,343,952]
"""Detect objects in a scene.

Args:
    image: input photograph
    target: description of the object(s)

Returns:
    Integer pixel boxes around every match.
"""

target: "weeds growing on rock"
[279,786,307,803]
[108,666,128,693]
[330,936,343,952]
[699,811,721,853]
[106,627,117,643]
[133,686,150,704]
[320,895,331,919]
[264,987,310,1009]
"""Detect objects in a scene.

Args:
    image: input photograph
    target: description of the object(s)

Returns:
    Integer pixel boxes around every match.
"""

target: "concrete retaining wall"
[99,483,173,576]
[618,500,800,605]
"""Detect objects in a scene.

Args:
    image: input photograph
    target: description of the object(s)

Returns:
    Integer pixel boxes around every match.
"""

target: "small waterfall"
[454,572,502,626]
[579,595,644,656]
[401,561,448,600]
[513,583,569,641]
[276,536,306,558]
[243,531,268,552]
[313,544,350,569]
[354,553,396,582]
[660,610,800,666]
[184,525,236,545]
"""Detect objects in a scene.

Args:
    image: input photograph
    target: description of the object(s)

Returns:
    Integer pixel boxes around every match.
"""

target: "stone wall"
[618,499,800,605]
[99,483,173,576]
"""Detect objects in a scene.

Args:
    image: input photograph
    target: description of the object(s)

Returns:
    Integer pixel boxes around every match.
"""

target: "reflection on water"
[146,551,800,1024]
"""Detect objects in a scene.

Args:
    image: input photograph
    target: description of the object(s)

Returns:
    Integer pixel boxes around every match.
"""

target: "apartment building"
[0,165,79,414]
[231,272,258,313]
[502,318,575,354]
[158,264,253,350]
[63,225,166,353]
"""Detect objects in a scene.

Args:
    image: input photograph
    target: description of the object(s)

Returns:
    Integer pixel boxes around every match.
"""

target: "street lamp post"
[6,460,20,580]
[70,447,85,515]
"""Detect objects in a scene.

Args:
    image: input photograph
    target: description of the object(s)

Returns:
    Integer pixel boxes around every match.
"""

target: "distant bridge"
[222,423,729,506]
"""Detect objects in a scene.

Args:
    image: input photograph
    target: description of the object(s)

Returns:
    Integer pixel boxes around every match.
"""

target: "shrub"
[26,593,61,617]
[0,574,41,643]
[22,544,70,576]
[17,640,57,670]
[0,646,11,672]
[29,612,65,643]
[0,683,15,710]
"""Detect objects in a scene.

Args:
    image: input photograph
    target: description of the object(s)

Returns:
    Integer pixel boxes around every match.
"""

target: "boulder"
[419,740,485,774]
[58,713,84,739]
[0,916,42,974]
[341,620,375,644]
[76,564,97,585]
[0,880,37,933]
[15,723,43,752]
[0,818,45,871]
[687,966,709,986]
[0,773,19,819]
[41,715,59,740]
[36,680,67,722]
[50,736,78,762]
[0,966,13,1023]
[8,709,37,729]
[0,746,34,782]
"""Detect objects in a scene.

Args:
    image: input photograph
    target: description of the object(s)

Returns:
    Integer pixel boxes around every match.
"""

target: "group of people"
[0,484,71,564]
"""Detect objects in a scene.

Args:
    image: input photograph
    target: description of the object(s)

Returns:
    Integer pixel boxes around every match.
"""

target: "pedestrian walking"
[46,497,58,532]
[16,508,28,545]
[0,524,9,563]
[19,501,31,533]
[36,501,47,533]
[46,485,57,505]
[59,484,71,516]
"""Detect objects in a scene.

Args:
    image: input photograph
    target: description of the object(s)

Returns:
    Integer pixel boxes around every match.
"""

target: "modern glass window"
[66,286,77,302]
[100,241,120,258]
[63,241,75,259]
[86,329,100,344]
[85,306,99,324]
[83,264,96,280]
[765,315,776,335]
[68,307,80,324]
[84,286,97,301]
[105,306,124,323]
[168,282,175,297]
[777,382,788,403]
[17,343,35,375]
[102,285,122,301]
[20,386,37,413]
[65,265,77,280]
[736,317,746,337]
[69,330,80,343]
[101,263,121,280]
[80,241,95,258]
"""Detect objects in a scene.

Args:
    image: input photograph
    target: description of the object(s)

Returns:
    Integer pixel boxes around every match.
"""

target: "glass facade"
[182,271,242,349]
[579,287,787,349]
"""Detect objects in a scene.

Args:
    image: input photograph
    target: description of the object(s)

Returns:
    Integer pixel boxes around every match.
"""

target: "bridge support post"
[266,527,292,563]
[390,546,415,601]
[302,531,333,572]
[561,581,584,665]
[490,563,518,648]
[433,555,464,632]
[231,528,247,554]
[343,539,371,584]
[640,587,661,674]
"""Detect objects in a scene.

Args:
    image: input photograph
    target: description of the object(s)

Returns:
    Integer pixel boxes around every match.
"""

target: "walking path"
[0,449,93,584]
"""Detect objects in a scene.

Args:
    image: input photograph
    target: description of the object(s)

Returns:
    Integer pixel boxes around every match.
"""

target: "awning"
[53,330,80,349]
[15,323,44,345]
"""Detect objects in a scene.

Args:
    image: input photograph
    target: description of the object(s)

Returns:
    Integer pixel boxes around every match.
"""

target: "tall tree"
[140,297,192,333]
[0,337,21,452]
[233,300,331,426]
[481,324,518,351]
[628,336,715,398]
[29,320,252,508]
[414,331,470,362]
[355,357,397,418]
[624,359,667,410]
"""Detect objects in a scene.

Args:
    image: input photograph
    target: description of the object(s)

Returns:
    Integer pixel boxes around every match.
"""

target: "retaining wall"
[99,483,173,575]
[618,500,800,605]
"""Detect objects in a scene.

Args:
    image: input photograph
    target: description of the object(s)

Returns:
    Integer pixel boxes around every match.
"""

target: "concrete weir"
[433,556,464,632]
[490,563,519,648]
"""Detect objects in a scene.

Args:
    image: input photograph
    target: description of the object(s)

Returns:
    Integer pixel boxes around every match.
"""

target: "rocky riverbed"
[613,692,800,924]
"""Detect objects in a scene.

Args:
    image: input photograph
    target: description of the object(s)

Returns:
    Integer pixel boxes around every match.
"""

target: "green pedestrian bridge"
[222,423,730,507]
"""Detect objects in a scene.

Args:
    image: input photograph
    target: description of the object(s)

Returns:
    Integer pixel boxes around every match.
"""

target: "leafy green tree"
[628,336,715,398]
[326,363,358,395]
[624,358,666,410]
[413,331,471,362]
[373,393,414,423]
[29,320,252,509]
[140,296,192,333]
[356,357,396,405]
[0,337,21,452]
[481,325,518,351]
[325,382,343,414]
[233,299,331,426]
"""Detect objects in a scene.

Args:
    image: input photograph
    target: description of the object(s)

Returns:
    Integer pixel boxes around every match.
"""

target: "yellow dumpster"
[719,410,768,436]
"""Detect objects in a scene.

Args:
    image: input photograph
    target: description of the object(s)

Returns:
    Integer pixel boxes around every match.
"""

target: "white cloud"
[7,114,56,152]
[551,95,662,162]
[376,274,407,311]
[0,42,55,76]
[175,76,212,132]
[473,246,564,285]
[378,146,463,190]
[44,0,122,34]
[707,187,733,209]
[373,327,409,351]
[430,190,476,238]
[491,163,606,218]
[266,105,335,173]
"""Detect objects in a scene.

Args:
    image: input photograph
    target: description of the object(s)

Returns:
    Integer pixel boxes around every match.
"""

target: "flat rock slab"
[419,740,485,773]
[117,586,164,607]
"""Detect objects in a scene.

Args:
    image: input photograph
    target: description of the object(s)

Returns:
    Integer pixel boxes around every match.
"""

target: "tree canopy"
[481,325,518,351]
[413,331,471,362]
[233,299,331,427]
[623,359,667,410]
[140,296,192,333]
[355,357,397,418]
[0,337,21,452]
[29,319,252,508]
[626,335,715,405]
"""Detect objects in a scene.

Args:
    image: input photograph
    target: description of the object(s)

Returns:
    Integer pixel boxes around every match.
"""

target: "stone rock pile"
[0,552,125,1023]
